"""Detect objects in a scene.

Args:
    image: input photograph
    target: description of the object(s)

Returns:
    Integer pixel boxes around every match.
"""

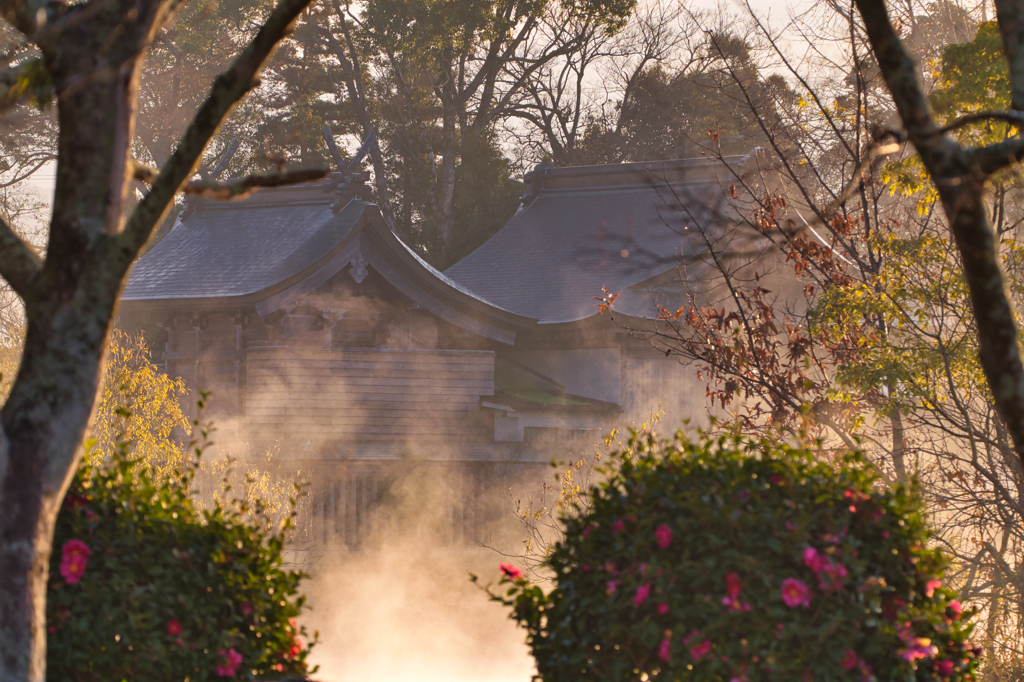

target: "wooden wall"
[245,348,495,445]
[290,463,499,551]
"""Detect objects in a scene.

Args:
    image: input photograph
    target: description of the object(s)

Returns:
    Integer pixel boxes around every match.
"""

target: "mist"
[301,544,535,682]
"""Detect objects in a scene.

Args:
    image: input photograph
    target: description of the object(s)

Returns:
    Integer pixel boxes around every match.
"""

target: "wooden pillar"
[233,312,248,418]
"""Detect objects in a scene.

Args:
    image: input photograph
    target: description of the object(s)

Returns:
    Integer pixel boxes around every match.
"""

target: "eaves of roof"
[120,183,538,344]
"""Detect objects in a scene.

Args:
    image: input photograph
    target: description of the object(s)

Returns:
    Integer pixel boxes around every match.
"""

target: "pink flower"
[690,639,712,661]
[781,578,811,607]
[582,524,593,537]
[803,547,823,572]
[924,579,942,598]
[655,524,673,549]
[215,648,243,677]
[167,620,182,636]
[657,602,670,615]
[500,563,523,580]
[176,638,184,646]
[658,637,672,662]
[817,559,848,591]
[241,602,253,616]
[936,660,954,676]
[898,624,938,661]
[725,572,741,600]
[613,519,625,533]
[949,601,962,618]
[607,580,620,595]
[785,521,795,532]
[722,572,751,611]
[633,583,651,606]
[841,649,859,671]
[59,539,91,585]
[638,563,649,575]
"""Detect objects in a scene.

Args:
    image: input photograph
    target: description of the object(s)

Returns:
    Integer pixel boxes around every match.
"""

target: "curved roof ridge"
[444,150,762,323]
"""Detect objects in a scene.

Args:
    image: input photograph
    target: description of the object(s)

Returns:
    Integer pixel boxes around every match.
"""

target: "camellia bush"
[46,443,316,681]
[495,431,981,682]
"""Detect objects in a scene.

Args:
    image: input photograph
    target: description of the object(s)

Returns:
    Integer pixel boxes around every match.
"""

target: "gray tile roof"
[444,155,751,323]
[122,186,364,302]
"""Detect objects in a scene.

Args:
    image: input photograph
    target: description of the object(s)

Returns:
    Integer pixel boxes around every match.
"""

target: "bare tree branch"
[117,0,319,256]
[182,169,328,199]
[0,216,41,299]
[934,109,1024,136]
[853,0,1024,468]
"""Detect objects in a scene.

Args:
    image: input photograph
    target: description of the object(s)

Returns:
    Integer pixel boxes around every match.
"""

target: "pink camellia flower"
[948,601,962,618]
[803,547,823,572]
[785,521,795,532]
[657,602,670,615]
[655,524,672,549]
[215,648,243,677]
[658,637,672,662]
[924,579,942,598]
[499,563,523,580]
[634,583,651,607]
[582,524,593,537]
[613,519,626,534]
[721,572,751,611]
[841,649,859,671]
[683,631,712,661]
[817,559,848,591]
[59,539,91,585]
[607,580,620,595]
[689,638,712,661]
[898,624,939,662]
[241,603,253,616]
[899,639,938,662]
[638,563,649,575]
[781,578,811,607]
[936,660,954,677]
[167,620,182,636]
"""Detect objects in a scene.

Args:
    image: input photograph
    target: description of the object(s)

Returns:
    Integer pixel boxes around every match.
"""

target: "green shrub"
[495,431,981,682]
[46,445,316,681]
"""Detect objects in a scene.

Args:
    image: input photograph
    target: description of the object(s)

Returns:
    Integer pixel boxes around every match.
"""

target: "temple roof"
[121,178,536,344]
[444,153,758,323]
[123,187,358,302]
[122,151,761,334]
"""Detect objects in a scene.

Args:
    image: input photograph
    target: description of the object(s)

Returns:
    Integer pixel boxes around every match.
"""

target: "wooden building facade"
[120,152,764,553]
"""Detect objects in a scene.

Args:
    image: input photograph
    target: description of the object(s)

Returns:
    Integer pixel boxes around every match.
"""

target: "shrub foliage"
[46,445,315,681]
[496,432,981,682]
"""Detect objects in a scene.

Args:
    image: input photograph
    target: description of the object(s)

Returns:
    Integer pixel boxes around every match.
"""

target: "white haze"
[300,545,536,682]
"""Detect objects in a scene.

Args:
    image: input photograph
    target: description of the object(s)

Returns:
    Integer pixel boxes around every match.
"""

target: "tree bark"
[0,0,319,677]
[436,64,458,248]
[853,0,1024,469]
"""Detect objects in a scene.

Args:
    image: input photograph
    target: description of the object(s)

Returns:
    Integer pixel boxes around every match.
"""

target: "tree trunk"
[0,0,319,675]
[0,18,147,675]
[853,0,1024,468]
[436,66,458,249]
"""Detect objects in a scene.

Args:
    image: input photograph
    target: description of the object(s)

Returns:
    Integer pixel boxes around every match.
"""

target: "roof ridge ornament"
[323,126,374,210]
[518,161,554,210]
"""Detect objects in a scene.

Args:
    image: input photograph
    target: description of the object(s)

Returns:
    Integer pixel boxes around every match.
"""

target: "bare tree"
[0,0,325,678]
